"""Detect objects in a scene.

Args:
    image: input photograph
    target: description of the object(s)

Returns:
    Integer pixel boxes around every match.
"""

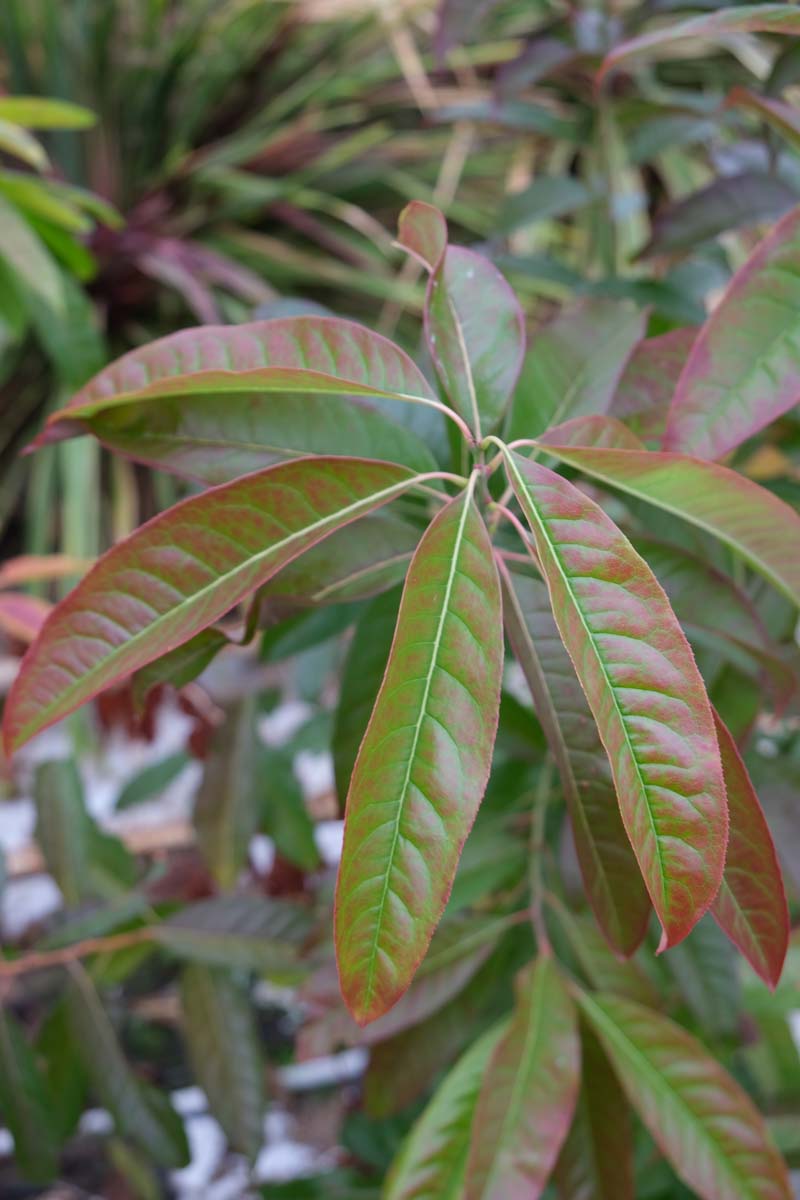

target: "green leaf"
[533,440,800,608]
[662,914,741,1038]
[710,713,789,988]
[132,628,230,710]
[727,86,800,154]
[501,565,650,956]
[398,201,525,436]
[0,170,92,233]
[66,966,189,1168]
[547,901,661,1009]
[643,174,797,257]
[335,482,503,1023]
[498,176,593,234]
[507,300,645,442]
[116,751,192,810]
[152,894,310,972]
[34,759,90,906]
[577,990,792,1200]
[333,587,401,805]
[0,192,63,311]
[195,696,260,889]
[0,117,48,169]
[181,965,264,1160]
[4,457,427,753]
[259,748,320,873]
[465,958,581,1200]
[0,1008,60,1181]
[665,204,800,460]
[0,96,96,128]
[384,1022,506,1200]
[502,451,728,949]
[609,328,696,445]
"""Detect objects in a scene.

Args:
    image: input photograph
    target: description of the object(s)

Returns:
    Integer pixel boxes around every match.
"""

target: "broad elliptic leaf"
[4,457,425,753]
[180,965,264,1160]
[465,958,581,1200]
[533,441,800,607]
[385,1022,506,1200]
[578,990,792,1200]
[398,201,525,436]
[554,1023,635,1200]
[335,482,503,1024]
[0,1008,60,1181]
[610,328,696,444]
[711,713,789,988]
[501,565,650,956]
[502,451,727,949]
[600,5,800,79]
[194,696,260,889]
[665,205,800,460]
[643,173,797,258]
[37,314,444,448]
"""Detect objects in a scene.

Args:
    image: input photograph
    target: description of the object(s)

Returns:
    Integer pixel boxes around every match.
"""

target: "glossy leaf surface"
[665,205,800,460]
[711,713,789,987]
[578,991,792,1200]
[503,452,727,948]
[465,958,581,1200]
[501,565,650,956]
[335,484,503,1023]
[4,457,421,753]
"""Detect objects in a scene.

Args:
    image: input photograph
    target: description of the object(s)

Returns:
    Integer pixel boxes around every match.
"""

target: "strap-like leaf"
[335,480,503,1023]
[642,173,796,259]
[711,713,789,987]
[153,894,310,972]
[465,957,581,1200]
[502,451,728,949]
[385,1022,506,1200]
[180,965,264,1160]
[533,442,800,607]
[4,457,427,753]
[0,1008,60,1181]
[501,565,650,956]
[398,201,525,437]
[665,204,800,460]
[194,696,260,889]
[577,990,792,1200]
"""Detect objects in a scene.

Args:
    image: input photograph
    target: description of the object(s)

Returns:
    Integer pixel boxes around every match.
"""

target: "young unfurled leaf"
[665,205,800,461]
[385,1021,506,1200]
[711,713,789,988]
[534,442,800,607]
[335,483,503,1024]
[502,451,727,949]
[554,1023,635,1200]
[398,201,525,436]
[465,958,581,1200]
[578,990,792,1200]
[180,966,264,1160]
[501,565,650,956]
[3,458,425,753]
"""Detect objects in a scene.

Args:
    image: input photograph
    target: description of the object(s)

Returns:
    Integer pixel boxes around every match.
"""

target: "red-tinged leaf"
[727,86,800,153]
[610,328,696,443]
[500,564,650,957]
[398,202,525,437]
[465,958,581,1200]
[3,458,426,754]
[665,205,800,460]
[501,450,727,949]
[385,1021,506,1200]
[642,173,796,258]
[0,554,90,587]
[0,592,51,643]
[335,482,503,1024]
[711,712,789,988]
[532,442,800,607]
[554,1023,635,1200]
[37,315,444,448]
[577,990,793,1200]
[600,4,800,80]
[547,899,661,1009]
[536,414,645,451]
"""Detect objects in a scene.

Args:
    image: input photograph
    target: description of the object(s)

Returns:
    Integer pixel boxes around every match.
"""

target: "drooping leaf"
[533,441,800,607]
[152,894,310,972]
[501,565,650,956]
[335,483,503,1023]
[333,587,401,805]
[384,1022,506,1200]
[132,628,230,710]
[662,914,741,1038]
[665,204,800,460]
[0,591,51,643]
[66,966,189,1168]
[609,328,696,444]
[547,901,661,1009]
[600,5,800,79]
[37,315,444,448]
[0,1008,60,1181]
[0,117,48,169]
[258,748,320,873]
[180,965,264,1160]
[508,300,645,442]
[465,958,581,1200]
[554,1022,635,1200]
[710,713,789,988]
[643,173,797,258]
[4,457,425,753]
[194,696,260,889]
[577,990,792,1200]
[398,201,525,436]
[502,451,728,949]
[34,759,90,906]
